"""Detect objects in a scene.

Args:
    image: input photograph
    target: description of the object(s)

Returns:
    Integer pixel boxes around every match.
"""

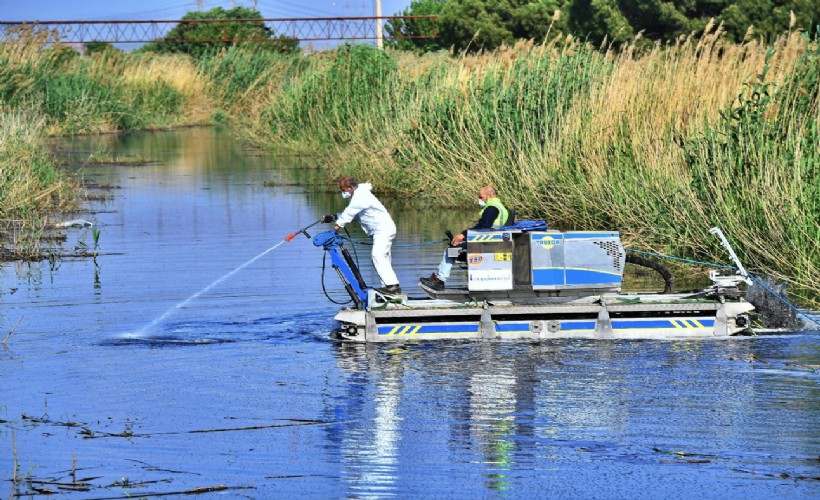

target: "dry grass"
[120,53,212,124]
[0,110,81,256]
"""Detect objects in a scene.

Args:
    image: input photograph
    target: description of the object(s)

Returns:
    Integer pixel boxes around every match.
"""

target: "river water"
[1,128,818,499]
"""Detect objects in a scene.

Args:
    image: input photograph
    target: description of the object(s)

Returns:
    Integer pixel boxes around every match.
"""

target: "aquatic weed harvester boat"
[294,220,758,342]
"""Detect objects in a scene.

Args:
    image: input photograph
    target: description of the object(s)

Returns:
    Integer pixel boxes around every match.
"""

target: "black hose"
[341,245,368,291]
[626,254,674,293]
[321,252,354,305]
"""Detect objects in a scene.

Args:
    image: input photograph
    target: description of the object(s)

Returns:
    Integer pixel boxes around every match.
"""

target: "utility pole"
[196,1,205,11]
[375,0,383,49]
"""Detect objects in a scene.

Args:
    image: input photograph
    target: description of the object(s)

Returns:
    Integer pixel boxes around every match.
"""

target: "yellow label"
[494,253,512,261]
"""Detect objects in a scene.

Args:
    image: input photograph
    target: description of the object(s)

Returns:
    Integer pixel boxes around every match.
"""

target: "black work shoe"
[375,284,402,295]
[419,274,445,291]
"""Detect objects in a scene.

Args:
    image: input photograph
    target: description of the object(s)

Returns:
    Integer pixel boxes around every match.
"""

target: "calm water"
[1,128,818,499]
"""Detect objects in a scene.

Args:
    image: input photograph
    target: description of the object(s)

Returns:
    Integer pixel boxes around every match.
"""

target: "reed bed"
[0,110,80,255]
[0,24,815,305]
[0,27,208,256]
[0,26,205,134]
[209,29,818,306]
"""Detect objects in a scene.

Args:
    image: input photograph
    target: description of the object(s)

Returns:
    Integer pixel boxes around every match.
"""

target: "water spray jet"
[137,220,324,334]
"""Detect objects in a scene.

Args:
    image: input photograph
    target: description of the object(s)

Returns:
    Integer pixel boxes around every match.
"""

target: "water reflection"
[321,344,400,497]
[327,343,553,494]
[1,128,817,499]
[467,368,517,490]
[324,337,819,496]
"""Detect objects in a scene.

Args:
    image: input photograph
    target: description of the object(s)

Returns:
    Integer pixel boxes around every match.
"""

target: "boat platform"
[333,291,755,342]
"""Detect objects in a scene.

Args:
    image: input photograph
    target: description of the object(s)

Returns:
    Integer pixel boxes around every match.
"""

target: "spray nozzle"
[285,219,324,242]
[285,229,311,241]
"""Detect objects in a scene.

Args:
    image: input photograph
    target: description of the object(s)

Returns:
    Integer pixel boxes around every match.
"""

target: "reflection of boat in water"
[312,223,755,342]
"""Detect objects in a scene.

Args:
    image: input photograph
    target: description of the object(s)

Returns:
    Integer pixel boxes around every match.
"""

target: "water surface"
[1,128,818,499]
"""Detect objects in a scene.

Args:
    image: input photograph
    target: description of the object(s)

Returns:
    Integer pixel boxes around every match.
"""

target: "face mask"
[478,199,486,207]
[342,191,352,199]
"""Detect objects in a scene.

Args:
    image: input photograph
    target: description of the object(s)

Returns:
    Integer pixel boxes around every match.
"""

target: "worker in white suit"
[327,176,401,295]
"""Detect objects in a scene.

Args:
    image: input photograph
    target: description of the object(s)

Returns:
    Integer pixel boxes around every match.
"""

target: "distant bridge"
[0,16,438,44]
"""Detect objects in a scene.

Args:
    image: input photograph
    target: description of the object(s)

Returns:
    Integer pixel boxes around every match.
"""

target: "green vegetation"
[0,7,816,306]
[83,41,119,55]
[0,27,199,134]
[0,110,80,257]
[390,0,819,52]
[138,6,298,59]
[201,30,818,305]
[259,44,397,147]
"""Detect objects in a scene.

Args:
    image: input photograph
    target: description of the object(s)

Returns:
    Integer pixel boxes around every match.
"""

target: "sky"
[0,0,415,21]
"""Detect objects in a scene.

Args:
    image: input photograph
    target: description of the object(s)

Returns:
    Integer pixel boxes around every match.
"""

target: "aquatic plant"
[92,227,101,255]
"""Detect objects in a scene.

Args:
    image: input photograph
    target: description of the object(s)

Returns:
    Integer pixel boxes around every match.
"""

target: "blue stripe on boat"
[378,323,480,336]
[495,323,530,333]
[559,321,597,331]
[565,269,621,285]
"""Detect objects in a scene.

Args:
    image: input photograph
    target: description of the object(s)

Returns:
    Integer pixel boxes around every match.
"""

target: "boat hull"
[333,295,755,342]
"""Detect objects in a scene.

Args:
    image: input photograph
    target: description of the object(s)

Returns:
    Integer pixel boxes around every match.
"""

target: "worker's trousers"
[436,242,466,281]
[371,230,399,287]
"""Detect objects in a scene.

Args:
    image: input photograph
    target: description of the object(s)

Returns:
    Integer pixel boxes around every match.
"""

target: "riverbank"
[205,29,819,307]
[0,111,82,259]
[1,26,817,306]
[0,27,212,259]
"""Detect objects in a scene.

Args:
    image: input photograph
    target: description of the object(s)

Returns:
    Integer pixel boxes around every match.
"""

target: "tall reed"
[0,110,80,254]
[0,26,205,134]
[211,30,818,306]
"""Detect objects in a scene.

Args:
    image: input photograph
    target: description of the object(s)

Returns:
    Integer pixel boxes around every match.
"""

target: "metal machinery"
[315,222,754,342]
[461,224,625,296]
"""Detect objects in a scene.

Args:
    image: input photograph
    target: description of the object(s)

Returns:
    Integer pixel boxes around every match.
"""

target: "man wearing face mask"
[323,176,401,295]
[419,185,509,291]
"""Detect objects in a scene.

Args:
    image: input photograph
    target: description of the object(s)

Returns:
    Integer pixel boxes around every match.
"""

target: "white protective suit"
[336,183,399,287]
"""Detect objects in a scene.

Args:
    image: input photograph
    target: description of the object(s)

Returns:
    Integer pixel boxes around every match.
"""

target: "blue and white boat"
[313,223,755,342]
